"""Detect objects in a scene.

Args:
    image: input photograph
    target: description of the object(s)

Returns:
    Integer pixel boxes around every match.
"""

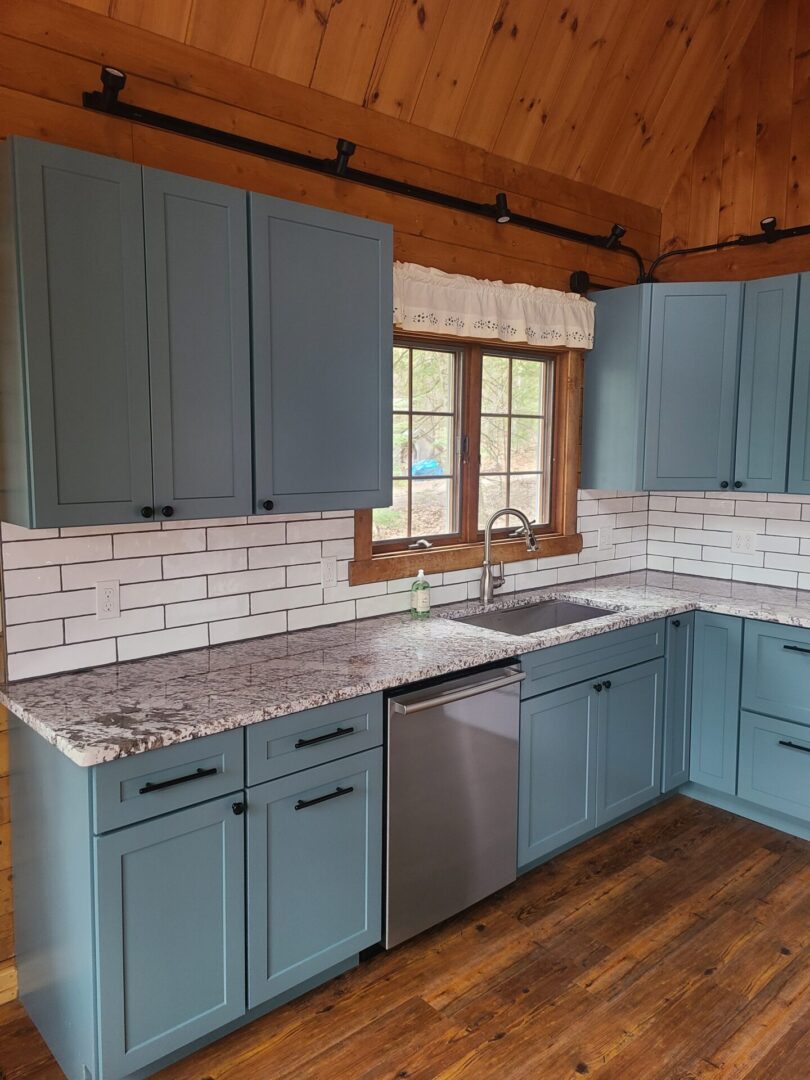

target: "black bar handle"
[778,739,810,754]
[295,785,354,811]
[295,726,355,749]
[783,644,810,655]
[139,766,217,794]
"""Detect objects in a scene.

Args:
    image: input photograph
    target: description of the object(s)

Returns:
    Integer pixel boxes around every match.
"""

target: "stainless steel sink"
[455,599,616,636]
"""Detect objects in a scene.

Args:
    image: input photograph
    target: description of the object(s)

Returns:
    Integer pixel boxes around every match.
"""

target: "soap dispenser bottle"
[410,569,431,620]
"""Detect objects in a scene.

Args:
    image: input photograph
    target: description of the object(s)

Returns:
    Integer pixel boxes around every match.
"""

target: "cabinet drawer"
[92,730,244,834]
[738,712,810,822]
[742,620,810,726]
[246,694,383,786]
[520,619,665,699]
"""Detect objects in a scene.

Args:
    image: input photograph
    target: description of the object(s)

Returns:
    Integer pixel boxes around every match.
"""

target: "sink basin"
[455,599,616,636]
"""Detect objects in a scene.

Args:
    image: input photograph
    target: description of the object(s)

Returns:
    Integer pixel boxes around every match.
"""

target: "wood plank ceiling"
[61,0,766,209]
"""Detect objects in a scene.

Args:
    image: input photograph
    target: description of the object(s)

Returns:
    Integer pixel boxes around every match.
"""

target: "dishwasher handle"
[391,667,525,715]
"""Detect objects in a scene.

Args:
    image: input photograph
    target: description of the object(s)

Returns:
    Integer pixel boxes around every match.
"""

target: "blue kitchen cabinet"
[734,274,799,492]
[143,168,252,520]
[690,612,742,794]
[94,794,246,1079]
[787,274,810,493]
[250,194,392,514]
[247,748,383,1006]
[738,711,810,823]
[518,681,599,868]
[662,613,694,792]
[1,137,153,527]
[741,618,810,727]
[596,658,664,826]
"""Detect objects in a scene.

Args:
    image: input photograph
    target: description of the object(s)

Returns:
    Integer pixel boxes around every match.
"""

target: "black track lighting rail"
[82,66,646,282]
[646,218,810,280]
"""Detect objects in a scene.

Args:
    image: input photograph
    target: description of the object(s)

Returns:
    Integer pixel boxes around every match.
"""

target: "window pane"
[480,415,508,473]
[478,474,507,529]
[372,479,409,541]
[411,478,454,537]
[392,414,410,477]
[510,417,544,473]
[393,347,410,410]
[512,358,545,415]
[411,349,454,413]
[510,473,544,522]
[481,354,509,413]
[410,413,454,477]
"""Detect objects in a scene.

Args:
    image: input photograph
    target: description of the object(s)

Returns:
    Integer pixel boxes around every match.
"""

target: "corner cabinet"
[582,275,806,494]
[250,196,393,515]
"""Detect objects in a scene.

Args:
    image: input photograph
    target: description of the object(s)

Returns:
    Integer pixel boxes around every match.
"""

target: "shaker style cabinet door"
[94,796,246,1080]
[247,749,382,1007]
[788,274,810,493]
[143,169,252,520]
[250,194,392,514]
[662,613,694,792]
[643,283,742,491]
[734,274,799,492]
[9,137,154,526]
[690,612,742,794]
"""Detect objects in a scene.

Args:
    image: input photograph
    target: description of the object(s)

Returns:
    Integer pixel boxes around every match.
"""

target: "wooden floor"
[1,796,809,1080]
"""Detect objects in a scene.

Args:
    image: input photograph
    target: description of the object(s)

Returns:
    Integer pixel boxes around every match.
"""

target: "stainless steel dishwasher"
[385,664,524,949]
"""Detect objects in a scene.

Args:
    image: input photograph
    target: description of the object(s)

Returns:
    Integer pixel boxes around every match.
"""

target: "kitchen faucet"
[480,507,538,606]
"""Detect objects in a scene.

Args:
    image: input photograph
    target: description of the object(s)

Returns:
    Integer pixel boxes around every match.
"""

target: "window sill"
[349,533,583,585]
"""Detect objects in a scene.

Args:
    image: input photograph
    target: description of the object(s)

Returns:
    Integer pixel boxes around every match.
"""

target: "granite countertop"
[5,569,810,767]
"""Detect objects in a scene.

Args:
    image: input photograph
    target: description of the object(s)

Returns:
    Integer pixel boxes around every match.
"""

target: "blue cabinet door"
[94,795,246,1080]
[734,274,798,492]
[788,273,810,493]
[596,658,664,826]
[518,681,598,869]
[643,283,742,491]
[690,612,742,793]
[247,749,382,1007]
[662,612,694,792]
[10,137,153,526]
[144,168,252,520]
[250,195,392,514]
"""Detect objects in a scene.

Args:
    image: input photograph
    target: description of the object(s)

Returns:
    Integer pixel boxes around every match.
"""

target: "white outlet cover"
[598,526,613,552]
[731,530,757,556]
[321,557,338,589]
[96,580,120,620]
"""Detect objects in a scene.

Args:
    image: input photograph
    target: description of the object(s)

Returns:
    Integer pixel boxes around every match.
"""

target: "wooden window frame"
[350,334,584,586]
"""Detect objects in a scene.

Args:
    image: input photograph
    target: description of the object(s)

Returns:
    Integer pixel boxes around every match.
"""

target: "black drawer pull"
[294,726,355,749]
[783,644,810,655]
[295,785,354,811]
[139,766,217,795]
[778,739,810,754]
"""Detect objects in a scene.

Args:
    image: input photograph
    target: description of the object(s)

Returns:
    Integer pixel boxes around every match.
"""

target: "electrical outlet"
[96,580,120,620]
[598,526,613,552]
[321,556,337,589]
[732,530,757,556]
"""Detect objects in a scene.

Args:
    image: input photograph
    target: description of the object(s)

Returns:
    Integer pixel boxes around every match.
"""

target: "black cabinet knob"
[734,481,743,489]
[720,481,729,489]
[603,680,612,690]
[232,801,245,816]
[262,499,274,512]
[672,619,681,628]
[161,505,174,518]
[593,683,603,692]
[140,506,154,519]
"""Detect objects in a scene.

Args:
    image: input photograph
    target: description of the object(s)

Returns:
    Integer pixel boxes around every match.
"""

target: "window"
[351,335,583,584]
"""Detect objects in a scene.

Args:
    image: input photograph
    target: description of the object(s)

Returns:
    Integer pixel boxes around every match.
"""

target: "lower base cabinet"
[247,749,383,1005]
[689,612,743,794]
[662,613,694,791]
[95,796,246,1080]
[738,711,810,821]
[518,658,664,869]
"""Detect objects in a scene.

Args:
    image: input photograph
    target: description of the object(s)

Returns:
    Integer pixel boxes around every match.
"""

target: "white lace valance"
[393,262,594,349]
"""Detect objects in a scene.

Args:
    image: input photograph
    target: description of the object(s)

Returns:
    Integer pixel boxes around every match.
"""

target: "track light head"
[605,223,626,250]
[760,215,778,242]
[334,138,356,177]
[99,66,127,108]
[495,192,511,224]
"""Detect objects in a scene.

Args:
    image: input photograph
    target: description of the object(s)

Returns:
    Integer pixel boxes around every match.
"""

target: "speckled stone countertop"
[5,569,810,767]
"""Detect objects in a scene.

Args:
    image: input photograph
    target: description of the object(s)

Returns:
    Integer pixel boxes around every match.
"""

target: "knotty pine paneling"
[659,0,810,279]
[55,0,765,207]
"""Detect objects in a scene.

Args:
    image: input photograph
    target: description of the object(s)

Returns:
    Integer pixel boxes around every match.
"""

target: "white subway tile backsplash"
[163,549,247,579]
[287,518,354,543]
[5,589,95,625]
[121,578,207,610]
[207,523,286,550]
[251,584,323,614]
[62,557,163,590]
[5,619,63,654]
[113,529,205,559]
[3,535,112,569]
[65,606,164,645]
[117,625,209,662]
[3,566,62,598]
[7,639,117,681]
[249,542,321,569]
[208,567,286,597]
[287,600,356,631]
[208,611,287,645]
[285,563,323,587]
[166,595,249,629]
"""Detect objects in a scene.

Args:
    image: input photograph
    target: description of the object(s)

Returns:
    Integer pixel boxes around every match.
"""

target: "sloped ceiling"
[63,0,765,208]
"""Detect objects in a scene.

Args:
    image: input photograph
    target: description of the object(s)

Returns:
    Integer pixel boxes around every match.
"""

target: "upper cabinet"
[582,274,807,494]
[0,137,393,528]
[788,278,810,493]
[250,196,392,515]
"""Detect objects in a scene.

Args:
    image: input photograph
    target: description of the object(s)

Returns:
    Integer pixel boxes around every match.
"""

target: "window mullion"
[460,344,482,545]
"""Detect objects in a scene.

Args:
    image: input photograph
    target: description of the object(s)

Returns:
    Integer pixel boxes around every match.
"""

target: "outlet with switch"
[321,557,338,589]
